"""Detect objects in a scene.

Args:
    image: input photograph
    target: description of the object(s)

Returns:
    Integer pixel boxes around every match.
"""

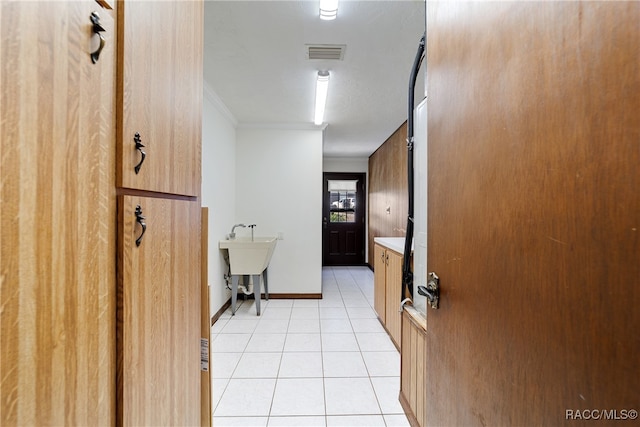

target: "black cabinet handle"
[135,205,146,247]
[90,12,106,64]
[134,133,146,174]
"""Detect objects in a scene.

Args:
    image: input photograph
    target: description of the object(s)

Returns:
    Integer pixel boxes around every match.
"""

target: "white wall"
[413,98,428,315]
[323,157,368,173]
[236,127,323,294]
[202,83,237,316]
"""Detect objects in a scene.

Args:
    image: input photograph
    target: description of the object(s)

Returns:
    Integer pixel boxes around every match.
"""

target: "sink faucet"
[248,224,256,241]
[229,223,246,239]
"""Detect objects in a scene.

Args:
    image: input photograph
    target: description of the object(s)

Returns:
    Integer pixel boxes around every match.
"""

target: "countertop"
[404,305,427,331]
[373,237,413,254]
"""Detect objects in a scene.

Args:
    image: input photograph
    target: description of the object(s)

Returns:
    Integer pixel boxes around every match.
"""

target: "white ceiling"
[203,0,426,158]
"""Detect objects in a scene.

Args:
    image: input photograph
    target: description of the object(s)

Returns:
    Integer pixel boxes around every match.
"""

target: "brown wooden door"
[323,172,366,265]
[117,196,201,426]
[425,2,639,425]
[1,1,116,424]
[117,0,202,197]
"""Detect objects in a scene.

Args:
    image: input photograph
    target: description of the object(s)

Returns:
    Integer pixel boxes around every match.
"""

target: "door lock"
[417,272,439,309]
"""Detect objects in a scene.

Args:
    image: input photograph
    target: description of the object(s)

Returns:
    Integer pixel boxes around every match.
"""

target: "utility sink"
[219,236,278,316]
[219,237,278,275]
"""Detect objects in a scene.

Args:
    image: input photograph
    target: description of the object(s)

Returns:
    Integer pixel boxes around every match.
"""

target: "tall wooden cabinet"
[115,0,203,425]
[367,124,408,265]
[1,0,204,425]
[1,1,116,424]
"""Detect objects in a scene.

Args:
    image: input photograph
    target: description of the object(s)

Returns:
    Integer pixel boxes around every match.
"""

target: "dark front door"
[425,2,638,425]
[323,172,366,266]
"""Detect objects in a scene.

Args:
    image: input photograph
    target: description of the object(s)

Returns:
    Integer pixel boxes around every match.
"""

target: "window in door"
[328,180,358,223]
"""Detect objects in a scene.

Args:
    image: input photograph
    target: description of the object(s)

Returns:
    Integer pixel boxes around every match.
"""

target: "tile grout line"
[213,266,407,426]
[347,267,388,420]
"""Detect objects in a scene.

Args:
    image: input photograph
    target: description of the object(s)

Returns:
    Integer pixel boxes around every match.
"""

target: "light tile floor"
[211,267,410,427]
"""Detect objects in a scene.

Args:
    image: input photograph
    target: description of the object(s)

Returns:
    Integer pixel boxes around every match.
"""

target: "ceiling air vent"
[306,44,346,61]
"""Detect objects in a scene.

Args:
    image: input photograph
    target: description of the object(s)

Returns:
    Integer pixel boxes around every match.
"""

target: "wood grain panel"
[400,309,428,427]
[416,323,426,427]
[201,208,211,426]
[117,196,201,426]
[1,1,116,424]
[373,244,387,323]
[400,312,412,415]
[368,123,408,266]
[117,0,203,197]
[385,250,403,349]
[409,325,417,411]
[426,2,639,425]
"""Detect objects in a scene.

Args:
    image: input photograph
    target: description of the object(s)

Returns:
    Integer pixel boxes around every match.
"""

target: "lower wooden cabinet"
[373,242,403,349]
[385,249,403,348]
[117,195,201,426]
[374,244,387,324]
[400,308,428,427]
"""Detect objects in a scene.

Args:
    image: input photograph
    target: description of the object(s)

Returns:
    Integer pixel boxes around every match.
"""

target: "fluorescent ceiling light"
[319,0,339,20]
[314,71,330,125]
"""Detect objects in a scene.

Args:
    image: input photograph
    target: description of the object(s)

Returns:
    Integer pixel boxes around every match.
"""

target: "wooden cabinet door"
[400,310,428,427]
[385,250,403,348]
[117,196,201,426]
[117,0,202,196]
[373,244,387,323]
[1,1,116,424]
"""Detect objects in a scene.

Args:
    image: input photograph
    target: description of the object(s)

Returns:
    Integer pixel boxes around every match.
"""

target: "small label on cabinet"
[200,338,209,371]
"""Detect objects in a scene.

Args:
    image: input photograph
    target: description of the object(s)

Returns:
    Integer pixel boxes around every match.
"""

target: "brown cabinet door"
[117,196,201,426]
[117,0,202,196]
[400,311,428,427]
[1,1,116,424]
[426,2,639,425]
[384,250,403,348]
[373,244,387,323]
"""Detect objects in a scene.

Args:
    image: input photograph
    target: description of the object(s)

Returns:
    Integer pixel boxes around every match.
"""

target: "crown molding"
[237,122,328,131]
[203,81,238,127]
